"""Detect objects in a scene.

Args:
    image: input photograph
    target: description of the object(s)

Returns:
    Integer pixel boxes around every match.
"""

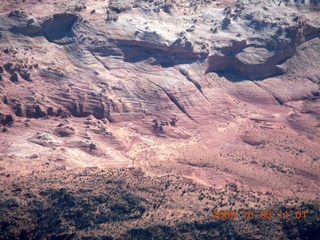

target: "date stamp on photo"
[212,209,307,220]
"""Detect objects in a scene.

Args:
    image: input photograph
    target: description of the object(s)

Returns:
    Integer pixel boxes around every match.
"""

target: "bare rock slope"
[1,0,320,239]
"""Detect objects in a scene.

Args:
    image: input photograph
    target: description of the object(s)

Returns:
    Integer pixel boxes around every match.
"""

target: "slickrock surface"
[1,0,320,239]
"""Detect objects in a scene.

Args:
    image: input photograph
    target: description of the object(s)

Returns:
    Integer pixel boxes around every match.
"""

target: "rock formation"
[0,0,320,239]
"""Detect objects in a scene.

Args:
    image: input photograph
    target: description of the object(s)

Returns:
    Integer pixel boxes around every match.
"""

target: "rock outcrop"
[0,2,320,239]
[206,2,320,79]
[41,13,78,43]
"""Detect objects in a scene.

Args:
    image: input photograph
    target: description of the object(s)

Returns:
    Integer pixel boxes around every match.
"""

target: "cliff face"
[1,0,319,119]
[1,0,320,187]
[0,0,320,238]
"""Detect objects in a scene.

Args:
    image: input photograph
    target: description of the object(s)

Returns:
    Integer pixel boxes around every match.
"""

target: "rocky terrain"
[1,0,320,239]
[1,167,319,239]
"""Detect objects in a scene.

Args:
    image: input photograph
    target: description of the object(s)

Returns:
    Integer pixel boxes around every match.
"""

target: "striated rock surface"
[0,0,320,239]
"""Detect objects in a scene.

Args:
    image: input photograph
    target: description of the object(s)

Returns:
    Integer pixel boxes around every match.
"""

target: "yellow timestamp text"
[212,209,307,220]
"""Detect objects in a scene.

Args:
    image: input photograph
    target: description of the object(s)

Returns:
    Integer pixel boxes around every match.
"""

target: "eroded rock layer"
[0,0,320,238]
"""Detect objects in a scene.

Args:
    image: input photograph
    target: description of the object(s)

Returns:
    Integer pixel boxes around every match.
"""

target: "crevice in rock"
[252,81,284,105]
[146,79,195,121]
[179,68,211,103]
[89,51,111,70]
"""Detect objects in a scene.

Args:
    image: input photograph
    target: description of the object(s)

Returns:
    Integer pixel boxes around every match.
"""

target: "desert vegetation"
[1,168,319,239]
